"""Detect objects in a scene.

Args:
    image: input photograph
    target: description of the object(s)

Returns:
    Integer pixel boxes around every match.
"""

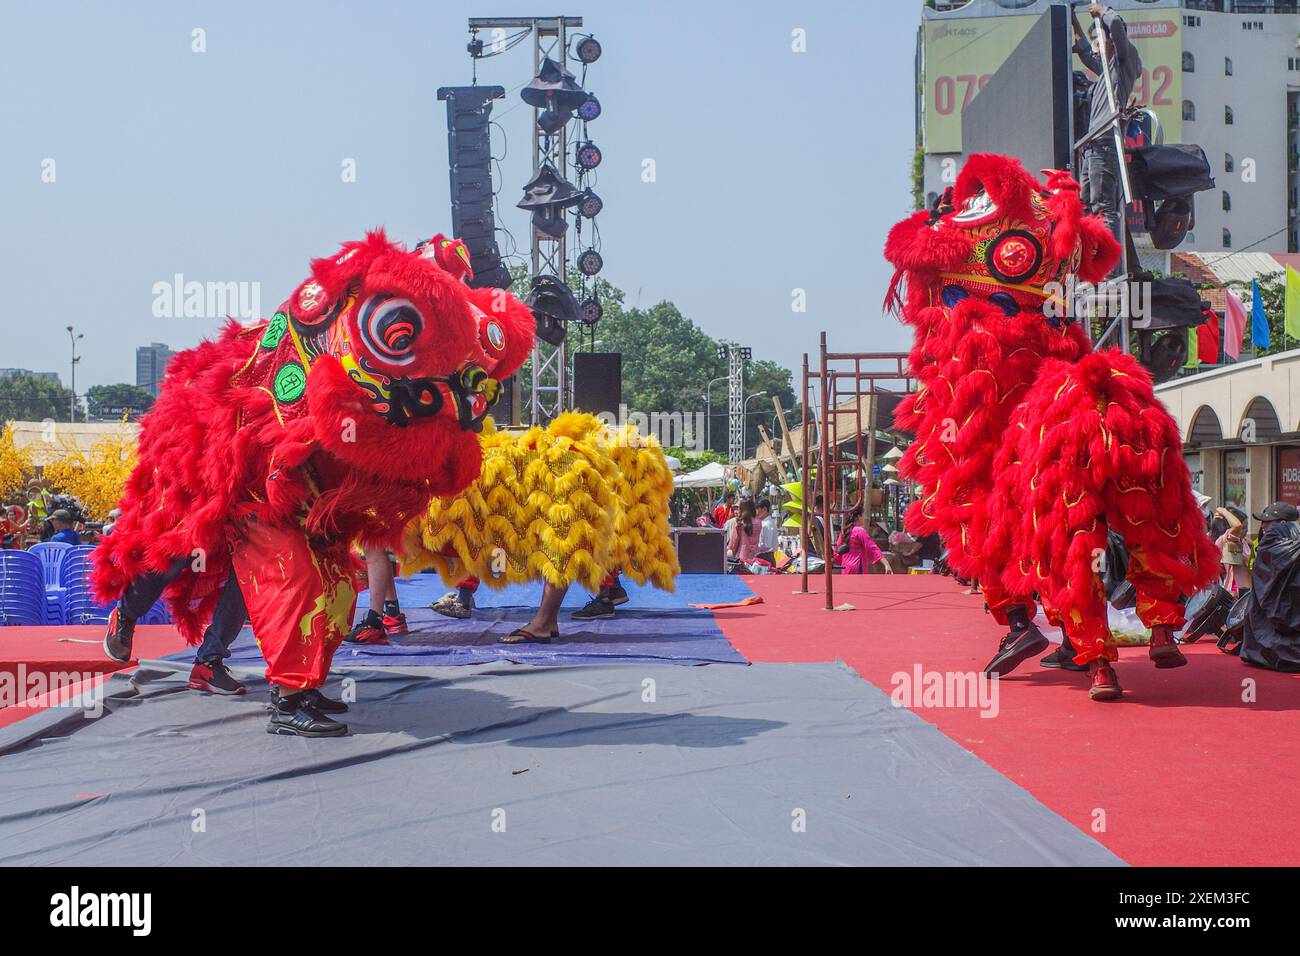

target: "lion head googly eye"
[358,295,424,366]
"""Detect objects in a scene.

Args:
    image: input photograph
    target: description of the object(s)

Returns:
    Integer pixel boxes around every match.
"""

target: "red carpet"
[0,625,188,730]
[713,573,1300,866]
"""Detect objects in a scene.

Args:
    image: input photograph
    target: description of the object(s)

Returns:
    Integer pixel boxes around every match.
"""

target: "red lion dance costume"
[93,231,533,733]
[886,154,1217,701]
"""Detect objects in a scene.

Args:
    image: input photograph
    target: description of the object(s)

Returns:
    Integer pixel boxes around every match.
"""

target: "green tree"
[500,268,799,459]
[0,375,80,423]
[86,383,155,419]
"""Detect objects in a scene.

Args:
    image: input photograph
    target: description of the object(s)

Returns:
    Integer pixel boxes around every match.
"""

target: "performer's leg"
[231,512,354,736]
[104,556,187,662]
[187,566,249,695]
[500,582,567,643]
[345,549,402,643]
[1127,545,1189,669]
[431,575,478,619]
[981,580,1047,677]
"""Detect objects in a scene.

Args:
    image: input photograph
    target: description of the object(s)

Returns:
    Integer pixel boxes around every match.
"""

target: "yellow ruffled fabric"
[401,411,680,593]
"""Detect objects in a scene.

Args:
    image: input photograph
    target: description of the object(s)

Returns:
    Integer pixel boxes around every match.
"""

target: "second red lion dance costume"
[887,154,1217,701]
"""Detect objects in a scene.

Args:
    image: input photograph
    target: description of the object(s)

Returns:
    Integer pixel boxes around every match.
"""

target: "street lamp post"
[66,325,83,423]
[703,375,727,453]
[742,390,768,459]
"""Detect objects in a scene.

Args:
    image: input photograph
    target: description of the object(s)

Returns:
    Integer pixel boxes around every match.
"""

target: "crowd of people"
[0,478,115,549]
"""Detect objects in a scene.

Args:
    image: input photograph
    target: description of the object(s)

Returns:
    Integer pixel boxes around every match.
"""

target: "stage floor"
[0,660,1117,866]
[2,572,1292,865]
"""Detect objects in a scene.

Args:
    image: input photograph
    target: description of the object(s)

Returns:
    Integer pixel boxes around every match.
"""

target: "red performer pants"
[980,579,1036,628]
[230,508,357,692]
[1066,545,1186,665]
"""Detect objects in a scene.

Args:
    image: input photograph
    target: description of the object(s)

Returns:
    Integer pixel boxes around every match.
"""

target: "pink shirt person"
[840,525,884,574]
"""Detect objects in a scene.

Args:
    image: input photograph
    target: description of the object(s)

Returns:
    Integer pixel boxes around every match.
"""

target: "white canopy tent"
[672,461,728,489]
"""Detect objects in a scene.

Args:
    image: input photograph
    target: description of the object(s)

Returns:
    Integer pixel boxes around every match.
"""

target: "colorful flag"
[1197,310,1220,364]
[1185,327,1200,368]
[1252,278,1270,350]
[1224,288,1246,359]
[1287,266,1300,342]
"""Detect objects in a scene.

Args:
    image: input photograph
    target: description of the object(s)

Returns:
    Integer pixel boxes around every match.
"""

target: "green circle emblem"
[273,362,307,404]
[261,312,288,350]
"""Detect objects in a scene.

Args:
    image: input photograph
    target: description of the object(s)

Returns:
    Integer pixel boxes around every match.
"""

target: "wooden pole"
[799,352,810,594]
[820,333,834,611]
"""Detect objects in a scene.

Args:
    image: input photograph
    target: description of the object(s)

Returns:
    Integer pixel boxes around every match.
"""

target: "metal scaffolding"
[799,333,913,610]
[468,15,583,424]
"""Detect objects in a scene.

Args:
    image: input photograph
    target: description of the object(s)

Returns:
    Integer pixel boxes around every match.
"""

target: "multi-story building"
[917,0,1300,255]
[0,368,60,384]
[135,343,175,397]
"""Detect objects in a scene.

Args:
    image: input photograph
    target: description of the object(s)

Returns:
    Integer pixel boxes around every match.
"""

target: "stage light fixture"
[521,57,589,113]
[538,107,570,135]
[531,206,569,239]
[580,297,603,325]
[577,189,603,218]
[577,249,604,276]
[575,36,602,64]
[517,163,583,209]
[526,274,581,345]
[576,142,602,170]
[577,95,601,122]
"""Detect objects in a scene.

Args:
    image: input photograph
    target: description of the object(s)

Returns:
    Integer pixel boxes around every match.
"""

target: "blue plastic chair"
[0,551,47,626]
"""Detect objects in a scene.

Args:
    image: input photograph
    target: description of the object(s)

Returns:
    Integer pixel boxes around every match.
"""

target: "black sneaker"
[572,595,616,620]
[188,659,247,695]
[267,692,348,737]
[983,623,1050,677]
[103,606,137,663]
[604,583,630,607]
[1039,639,1086,672]
[303,687,348,714]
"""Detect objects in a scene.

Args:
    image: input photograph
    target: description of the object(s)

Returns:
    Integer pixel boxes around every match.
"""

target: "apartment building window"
[1224,57,1232,77]
[1223,191,1231,212]
[1225,153,1234,173]
[1225,105,1234,125]
[1183,51,1195,72]
[1223,228,1232,249]
[1183,15,1200,28]
[1184,100,1196,122]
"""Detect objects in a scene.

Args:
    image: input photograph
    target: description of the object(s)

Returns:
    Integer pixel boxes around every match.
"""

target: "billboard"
[922,6,1182,154]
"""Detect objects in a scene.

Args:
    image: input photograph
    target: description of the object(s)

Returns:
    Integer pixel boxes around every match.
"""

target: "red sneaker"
[382,612,408,637]
[187,660,246,695]
[1089,663,1123,701]
[1148,625,1187,669]
[344,616,388,645]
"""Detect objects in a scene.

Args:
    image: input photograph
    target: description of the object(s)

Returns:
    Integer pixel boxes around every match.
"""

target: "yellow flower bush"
[0,422,34,500]
[42,424,137,520]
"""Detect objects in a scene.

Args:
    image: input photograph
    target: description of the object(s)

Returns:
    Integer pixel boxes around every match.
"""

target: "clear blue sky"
[0,0,919,393]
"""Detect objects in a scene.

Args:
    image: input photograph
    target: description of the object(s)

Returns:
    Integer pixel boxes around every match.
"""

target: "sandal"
[499,627,559,645]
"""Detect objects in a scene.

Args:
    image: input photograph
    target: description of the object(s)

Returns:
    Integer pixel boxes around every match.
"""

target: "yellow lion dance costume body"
[401,411,680,594]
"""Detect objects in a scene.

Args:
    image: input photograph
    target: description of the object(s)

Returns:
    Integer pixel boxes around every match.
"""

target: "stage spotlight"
[526,274,581,345]
[531,206,568,239]
[577,95,601,123]
[580,297,603,326]
[538,108,570,135]
[577,249,604,276]
[517,163,582,210]
[575,36,602,64]
[576,142,602,170]
[521,57,589,113]
[578,189,603,218]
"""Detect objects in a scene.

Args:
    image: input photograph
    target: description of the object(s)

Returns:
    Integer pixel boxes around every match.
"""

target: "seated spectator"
[47,508,82,545]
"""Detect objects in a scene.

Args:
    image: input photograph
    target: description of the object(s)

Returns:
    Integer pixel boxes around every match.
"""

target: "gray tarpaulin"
[0,660,1121,866]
